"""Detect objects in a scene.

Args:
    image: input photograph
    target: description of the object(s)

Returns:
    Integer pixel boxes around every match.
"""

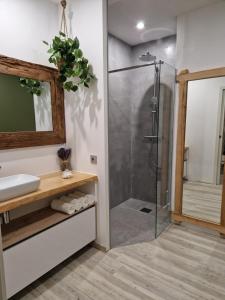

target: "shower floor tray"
[110,198,156,248]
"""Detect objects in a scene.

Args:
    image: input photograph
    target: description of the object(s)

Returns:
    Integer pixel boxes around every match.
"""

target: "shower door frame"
[108,62,160,74]
[173,67,225,236]
[108,61,173,246]
[155,62,175,238]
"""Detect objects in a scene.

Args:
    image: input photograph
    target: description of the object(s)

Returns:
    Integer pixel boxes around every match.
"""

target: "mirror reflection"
[0,73,53,132]
[182,77,225,223]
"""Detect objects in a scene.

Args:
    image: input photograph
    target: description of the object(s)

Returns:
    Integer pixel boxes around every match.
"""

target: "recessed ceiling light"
[165,45,173,56]
[136,21,145,30]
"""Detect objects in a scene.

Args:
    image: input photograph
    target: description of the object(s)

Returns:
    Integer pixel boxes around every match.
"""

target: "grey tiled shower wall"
[108,34,176,208]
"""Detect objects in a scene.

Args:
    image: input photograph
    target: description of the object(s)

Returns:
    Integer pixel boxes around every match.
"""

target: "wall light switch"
[90,155,97,164]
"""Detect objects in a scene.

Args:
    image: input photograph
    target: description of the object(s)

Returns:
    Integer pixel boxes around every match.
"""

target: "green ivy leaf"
[73,67,80,76]
[71,85,78,92]
[73,37,79,49]
[75,49,83,58]
[19,78,42,96]
[64,81,73,91]
[48,48,54,54]
[59,75,67,83]
[83,58,88,64]
[59,31,66,37]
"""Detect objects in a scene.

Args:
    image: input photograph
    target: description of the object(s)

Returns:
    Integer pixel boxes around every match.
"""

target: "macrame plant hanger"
[60,0,68,36]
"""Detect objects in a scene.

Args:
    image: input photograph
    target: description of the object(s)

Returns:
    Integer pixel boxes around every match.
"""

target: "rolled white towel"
[73,199,85,211]
[84,194,95,206]
[69,191,85,198]
[58,195,71,202]
[51,199,76,215]
[84,194,95,201]
[60,195,84,211]
[69,195,95,207]
[70,196,85,204]
[51,193,96,215]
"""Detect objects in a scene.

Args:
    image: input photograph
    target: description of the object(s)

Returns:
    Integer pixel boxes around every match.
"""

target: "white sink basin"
[0,174,40,202]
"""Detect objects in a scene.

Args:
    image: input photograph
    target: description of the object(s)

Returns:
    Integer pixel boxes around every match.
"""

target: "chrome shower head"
[139,52,156,62]
[151,96,158,106]
[151,96,158,112]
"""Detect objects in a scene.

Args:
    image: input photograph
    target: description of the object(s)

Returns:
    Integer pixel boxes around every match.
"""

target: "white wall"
[186,78,225,183]
[33,82,53,131]
[172,0,225,208]
[63,0,109,249]
[108,34,132,71]
[0,0,109,249]
[176,1,225,72]
[132,35,176,67]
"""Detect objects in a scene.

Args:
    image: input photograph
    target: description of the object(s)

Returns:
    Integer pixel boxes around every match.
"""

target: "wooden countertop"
[0,171,98,213]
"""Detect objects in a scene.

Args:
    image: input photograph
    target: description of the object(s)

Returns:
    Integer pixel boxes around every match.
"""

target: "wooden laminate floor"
[183,181,222,223]
[12,223,225,300]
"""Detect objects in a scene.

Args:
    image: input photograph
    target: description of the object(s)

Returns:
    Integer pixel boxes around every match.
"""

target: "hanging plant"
[19,78,42,96]
[43,33,94,92]
[43,0,95,93]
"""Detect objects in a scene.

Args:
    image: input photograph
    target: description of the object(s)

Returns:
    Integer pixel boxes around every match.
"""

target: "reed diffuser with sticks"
[57,147,72,171]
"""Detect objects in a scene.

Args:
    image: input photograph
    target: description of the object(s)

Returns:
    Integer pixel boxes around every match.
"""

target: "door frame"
[172,67,225,235]
[216,88,225,185]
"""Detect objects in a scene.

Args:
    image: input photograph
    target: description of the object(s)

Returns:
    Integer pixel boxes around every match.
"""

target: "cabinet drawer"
[3,207,96,298]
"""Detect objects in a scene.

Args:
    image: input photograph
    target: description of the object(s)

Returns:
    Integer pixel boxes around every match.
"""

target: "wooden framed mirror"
[0,55,65,149]
[173,67,225,236]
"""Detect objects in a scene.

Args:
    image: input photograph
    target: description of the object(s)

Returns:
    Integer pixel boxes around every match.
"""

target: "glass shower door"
[108,61,175,247]
[109,64,158,247]
[155,62,176,237]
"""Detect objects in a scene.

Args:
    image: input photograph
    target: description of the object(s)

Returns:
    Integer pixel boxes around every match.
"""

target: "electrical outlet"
[90,155,97,164]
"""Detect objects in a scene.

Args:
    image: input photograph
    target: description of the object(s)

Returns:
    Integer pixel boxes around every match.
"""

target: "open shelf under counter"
[3,206,96,298]
[2,205,95,250]
[0,171,98,213]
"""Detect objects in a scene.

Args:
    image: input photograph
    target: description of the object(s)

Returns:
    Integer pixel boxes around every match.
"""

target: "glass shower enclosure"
[108,61,175,248]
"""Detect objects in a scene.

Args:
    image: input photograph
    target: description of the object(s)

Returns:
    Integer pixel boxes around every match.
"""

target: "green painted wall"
[0,73,36,132]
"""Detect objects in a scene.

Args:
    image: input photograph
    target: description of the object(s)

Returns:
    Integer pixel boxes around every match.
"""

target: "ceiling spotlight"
[136,21,145,30]
[165,45,173,56]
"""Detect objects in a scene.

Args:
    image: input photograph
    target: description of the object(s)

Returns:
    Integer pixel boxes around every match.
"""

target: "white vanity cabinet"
[0,171,98,299]
[4,207,96,298]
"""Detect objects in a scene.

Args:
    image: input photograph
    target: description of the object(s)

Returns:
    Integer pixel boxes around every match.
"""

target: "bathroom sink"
[0,174,40,202]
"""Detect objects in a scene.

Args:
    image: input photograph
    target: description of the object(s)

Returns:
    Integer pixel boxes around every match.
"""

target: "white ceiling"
[108,0,221,45]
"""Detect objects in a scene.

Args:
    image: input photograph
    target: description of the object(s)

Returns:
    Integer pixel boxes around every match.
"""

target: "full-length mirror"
[0,73,53,132]
[182,77,225,223]
[0,55,65,149]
